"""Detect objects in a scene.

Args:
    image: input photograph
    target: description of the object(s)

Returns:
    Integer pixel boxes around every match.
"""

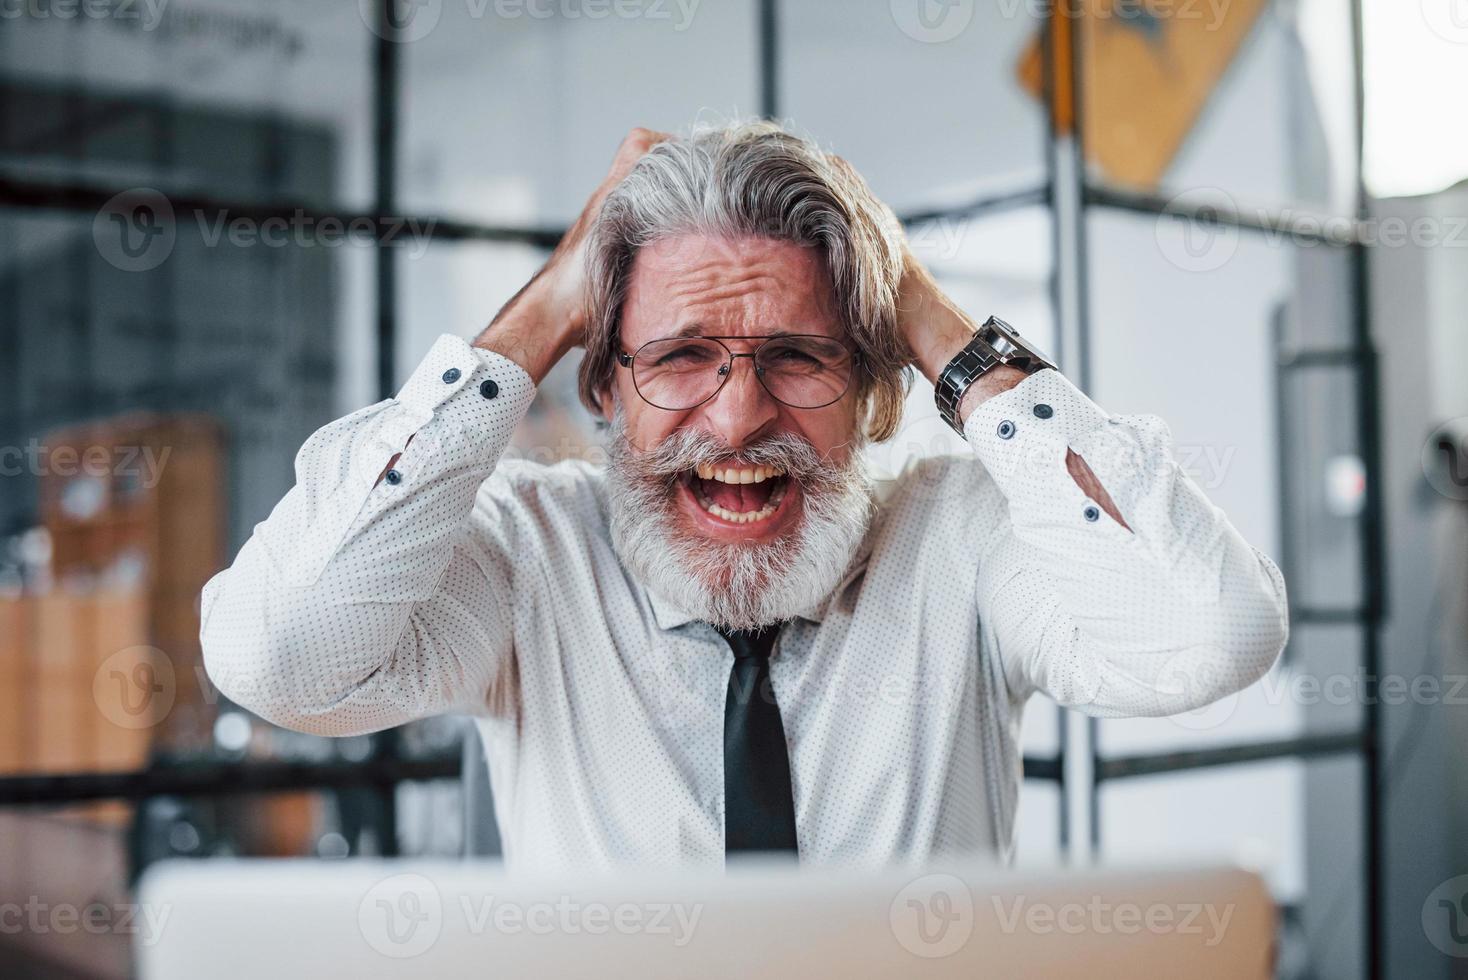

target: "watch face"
[988,331,1021,358]
[985,316,1053,367]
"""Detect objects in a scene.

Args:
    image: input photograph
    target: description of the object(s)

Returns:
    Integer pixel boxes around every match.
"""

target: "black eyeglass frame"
[614,333,863,411]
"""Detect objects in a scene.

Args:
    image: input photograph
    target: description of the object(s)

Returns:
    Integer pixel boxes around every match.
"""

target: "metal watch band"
[934,333,1002,435]
[933,315,1056,434]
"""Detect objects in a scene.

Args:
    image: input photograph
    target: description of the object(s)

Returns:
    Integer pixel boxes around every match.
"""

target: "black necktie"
[718,622,798,856]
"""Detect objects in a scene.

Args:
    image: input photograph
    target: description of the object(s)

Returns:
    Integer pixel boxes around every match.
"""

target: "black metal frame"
[0,1,1383,973]
[1037,1,1383,975]
[0,752,1068,808]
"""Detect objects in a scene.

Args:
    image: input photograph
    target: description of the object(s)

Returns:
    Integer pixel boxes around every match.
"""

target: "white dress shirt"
[200,333,1289,871]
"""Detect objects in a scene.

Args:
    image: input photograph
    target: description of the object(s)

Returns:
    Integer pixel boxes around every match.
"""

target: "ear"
[596,379,618,424]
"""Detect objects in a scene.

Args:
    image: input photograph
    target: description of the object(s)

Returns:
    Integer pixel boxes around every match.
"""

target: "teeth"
[692,479,788,524]
[693,463,786,484]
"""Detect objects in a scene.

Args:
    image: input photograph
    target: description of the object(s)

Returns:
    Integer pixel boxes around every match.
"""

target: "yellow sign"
[1017,0,1271,188]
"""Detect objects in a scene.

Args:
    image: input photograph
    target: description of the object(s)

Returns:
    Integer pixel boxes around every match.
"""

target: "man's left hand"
[894,242,1026,414]
[893,235,1131,531]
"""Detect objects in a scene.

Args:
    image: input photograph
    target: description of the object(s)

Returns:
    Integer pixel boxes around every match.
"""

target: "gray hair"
[579,120,910,441]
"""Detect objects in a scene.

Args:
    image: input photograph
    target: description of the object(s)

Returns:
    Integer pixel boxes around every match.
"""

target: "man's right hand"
[473,127,671,383]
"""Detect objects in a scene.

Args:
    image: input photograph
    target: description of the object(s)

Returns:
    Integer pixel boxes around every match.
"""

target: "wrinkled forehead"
[619,233,845,348]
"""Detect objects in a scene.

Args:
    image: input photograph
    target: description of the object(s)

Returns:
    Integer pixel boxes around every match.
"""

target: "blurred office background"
[1,0,1466,976]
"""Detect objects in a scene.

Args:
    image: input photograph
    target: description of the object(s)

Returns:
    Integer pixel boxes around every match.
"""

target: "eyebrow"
[670,323,805,339]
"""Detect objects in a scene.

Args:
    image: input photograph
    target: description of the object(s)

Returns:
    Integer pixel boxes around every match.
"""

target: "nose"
[695,356,781,449]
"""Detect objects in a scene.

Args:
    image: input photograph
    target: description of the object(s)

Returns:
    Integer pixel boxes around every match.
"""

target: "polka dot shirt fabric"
[200,333,1289,872]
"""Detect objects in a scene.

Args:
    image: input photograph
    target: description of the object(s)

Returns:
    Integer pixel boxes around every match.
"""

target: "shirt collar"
[643,533,875,632]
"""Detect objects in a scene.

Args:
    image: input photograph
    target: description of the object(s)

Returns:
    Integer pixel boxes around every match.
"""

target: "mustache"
[612,420,841,487]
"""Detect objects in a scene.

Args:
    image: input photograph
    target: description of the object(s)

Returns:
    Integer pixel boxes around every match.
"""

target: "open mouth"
[685,462,791,525]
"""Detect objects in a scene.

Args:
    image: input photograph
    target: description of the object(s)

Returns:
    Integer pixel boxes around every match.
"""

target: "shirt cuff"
[961,368,1133,537]
[376,332,538,453]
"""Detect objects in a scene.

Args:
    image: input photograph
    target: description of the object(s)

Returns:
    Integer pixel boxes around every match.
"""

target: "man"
[201,121,1288,869]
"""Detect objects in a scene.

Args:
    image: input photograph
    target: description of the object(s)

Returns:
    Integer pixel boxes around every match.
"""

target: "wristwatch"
[933,315,1057,434]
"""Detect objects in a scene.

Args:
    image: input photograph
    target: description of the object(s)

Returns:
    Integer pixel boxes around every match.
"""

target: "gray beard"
[603,412,874,631]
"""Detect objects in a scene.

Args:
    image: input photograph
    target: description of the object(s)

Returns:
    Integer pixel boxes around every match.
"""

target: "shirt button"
[385,469,403,485]
[1033,403,1053,419]
[480,379,499,399]
[996,419,1016,440]
[442,368,461,384]
[1083,504,1100,523]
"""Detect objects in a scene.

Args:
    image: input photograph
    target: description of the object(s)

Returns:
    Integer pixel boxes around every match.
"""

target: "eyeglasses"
[615,334,860,411]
